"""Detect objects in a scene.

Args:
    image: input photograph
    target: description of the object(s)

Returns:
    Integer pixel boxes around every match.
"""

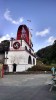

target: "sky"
[0,0,56,52]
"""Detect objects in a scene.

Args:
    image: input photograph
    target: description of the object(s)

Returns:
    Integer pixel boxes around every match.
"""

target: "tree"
[1,40,10,51]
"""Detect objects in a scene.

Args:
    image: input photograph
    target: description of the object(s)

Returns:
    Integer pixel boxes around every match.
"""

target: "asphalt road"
[0,74,56,100]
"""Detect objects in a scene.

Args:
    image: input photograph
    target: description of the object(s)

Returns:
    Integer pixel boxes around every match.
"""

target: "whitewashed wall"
[5,50,36,72]
[5,39,36,72]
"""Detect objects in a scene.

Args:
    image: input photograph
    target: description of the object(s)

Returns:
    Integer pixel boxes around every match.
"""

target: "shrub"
[27,65,51,71]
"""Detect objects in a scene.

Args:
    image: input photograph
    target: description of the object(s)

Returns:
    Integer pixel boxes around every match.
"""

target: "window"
[33,58,35,65]
[28,56,32,64]
[29,49,31,53]
[25,46,27,50]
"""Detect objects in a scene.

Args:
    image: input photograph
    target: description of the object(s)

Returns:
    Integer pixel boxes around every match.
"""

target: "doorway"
[13,63,17,72]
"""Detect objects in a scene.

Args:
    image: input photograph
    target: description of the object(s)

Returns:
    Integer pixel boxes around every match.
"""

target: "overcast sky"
[0,0,56,51]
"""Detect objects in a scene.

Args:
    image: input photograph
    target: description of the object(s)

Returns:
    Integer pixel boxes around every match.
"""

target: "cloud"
[19,17,24,23]
[0,34,10,43]
[36,28,50,37]
[4,9,24,25]
[46,36,56,44]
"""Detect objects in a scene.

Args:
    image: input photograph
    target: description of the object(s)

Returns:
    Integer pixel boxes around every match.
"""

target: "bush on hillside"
[27,65,51,71]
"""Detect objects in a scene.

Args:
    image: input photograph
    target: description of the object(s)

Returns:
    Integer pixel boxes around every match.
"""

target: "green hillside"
[36,40,56,65]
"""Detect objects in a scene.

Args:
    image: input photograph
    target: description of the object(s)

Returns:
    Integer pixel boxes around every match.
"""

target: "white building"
[5,25,36,72]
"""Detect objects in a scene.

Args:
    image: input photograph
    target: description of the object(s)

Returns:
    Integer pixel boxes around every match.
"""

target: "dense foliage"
[0,40,10,53]
[36,40,56,65]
